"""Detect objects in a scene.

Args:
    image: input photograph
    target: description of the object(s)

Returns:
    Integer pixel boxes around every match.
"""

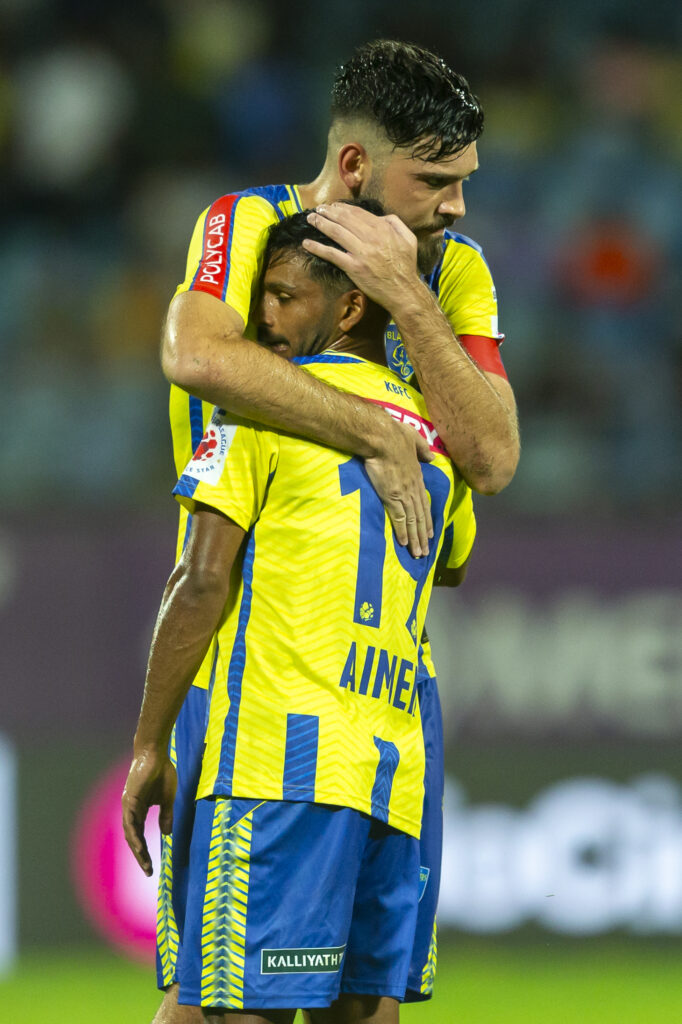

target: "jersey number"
[338,459,449,640]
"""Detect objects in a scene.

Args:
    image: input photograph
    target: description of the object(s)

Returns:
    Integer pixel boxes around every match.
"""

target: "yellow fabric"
[384,231,502,384]
[169,186,304,670]
[168,189,493,693]
[437,234,502,341]
[174,355,476,838]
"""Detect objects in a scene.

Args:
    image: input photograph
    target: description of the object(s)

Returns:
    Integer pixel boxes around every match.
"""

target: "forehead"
[264,251,316,286]
[388,140,479,177]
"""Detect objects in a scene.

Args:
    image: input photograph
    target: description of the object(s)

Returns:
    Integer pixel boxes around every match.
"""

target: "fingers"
[158,802,174,837]
[413,435,435,540]
[383,497,408,549]
[364,463,430,558]
[300,237,354,272]
[385,213,417,244]
[307,203,379,240]
[121,753,175,876]
[384,493,429,558]
[122,801,153,876]
[404,493,430,559]
[414,432,435,464]
[306,209,362,251]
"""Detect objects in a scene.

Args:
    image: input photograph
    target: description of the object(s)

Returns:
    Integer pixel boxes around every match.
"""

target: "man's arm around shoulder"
[162,290,434,557]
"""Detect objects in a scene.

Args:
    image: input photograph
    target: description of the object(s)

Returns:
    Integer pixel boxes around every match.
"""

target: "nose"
[257,291,276,328]
[438,183,465,220]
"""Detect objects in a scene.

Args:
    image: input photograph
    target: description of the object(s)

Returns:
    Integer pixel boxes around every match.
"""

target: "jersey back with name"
[173,355,476,838]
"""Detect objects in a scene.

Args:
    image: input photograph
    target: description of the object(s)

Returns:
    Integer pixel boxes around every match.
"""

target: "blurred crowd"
[1,0,680,516]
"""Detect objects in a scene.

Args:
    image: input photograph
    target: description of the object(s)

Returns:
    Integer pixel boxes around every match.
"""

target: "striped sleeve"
[174,194,280,325]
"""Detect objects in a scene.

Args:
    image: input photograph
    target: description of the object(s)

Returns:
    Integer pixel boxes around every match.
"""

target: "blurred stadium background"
[0,0,681,1020]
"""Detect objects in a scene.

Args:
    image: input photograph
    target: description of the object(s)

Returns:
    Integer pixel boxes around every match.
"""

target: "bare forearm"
[164,294,392,459]
[393,284,520,494]
[163,292,436,558]
[133,570,225,753]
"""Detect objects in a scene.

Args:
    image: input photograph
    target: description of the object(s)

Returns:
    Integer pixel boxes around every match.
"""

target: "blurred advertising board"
[65,752,682,961]
[1,516,680,950]
[2,517,679,741]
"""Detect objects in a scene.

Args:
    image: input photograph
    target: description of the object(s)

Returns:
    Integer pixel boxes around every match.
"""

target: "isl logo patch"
[261,945,346,974]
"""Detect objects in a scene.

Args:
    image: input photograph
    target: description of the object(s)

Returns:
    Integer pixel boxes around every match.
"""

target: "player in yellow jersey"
[129,39,519,1024]
[165,40,519,551]
[123,203,476,1024]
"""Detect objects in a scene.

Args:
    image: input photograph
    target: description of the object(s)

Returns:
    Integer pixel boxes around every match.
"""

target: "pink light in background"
[71,757,159,963]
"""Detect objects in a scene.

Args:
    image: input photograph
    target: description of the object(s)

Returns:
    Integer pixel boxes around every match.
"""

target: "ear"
[337,143,370,195]
[337,289,367,333]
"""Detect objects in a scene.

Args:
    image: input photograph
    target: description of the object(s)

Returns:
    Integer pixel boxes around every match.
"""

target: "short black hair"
[331,39,483,162]
[264,198,384,293]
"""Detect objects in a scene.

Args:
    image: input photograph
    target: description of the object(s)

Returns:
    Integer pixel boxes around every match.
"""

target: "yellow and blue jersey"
[170,184,305,568]
[385,228,506,384]
[170,185,499,688]
[170,184,503,566]
[173,355,476,838]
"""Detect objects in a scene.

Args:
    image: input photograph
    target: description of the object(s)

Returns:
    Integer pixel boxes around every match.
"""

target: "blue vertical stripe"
[339,459,385,630]
[221,201,240,301]
[370,737,400,823]
[182,512,193,551]
[282,713,319,800]
[218,529,256,788]
[183,394,206,554]
[206,640,220,729]
[189,395,205,452]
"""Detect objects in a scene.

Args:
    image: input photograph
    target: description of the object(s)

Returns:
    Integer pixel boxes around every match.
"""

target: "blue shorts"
[158,671,444,1001]
[177,797,419,1010]
[405,671,443,1002]
[156,684,207,988]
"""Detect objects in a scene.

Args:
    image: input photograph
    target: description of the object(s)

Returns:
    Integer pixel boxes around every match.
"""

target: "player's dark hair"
[264,198,384,294]
[331,39,483,161]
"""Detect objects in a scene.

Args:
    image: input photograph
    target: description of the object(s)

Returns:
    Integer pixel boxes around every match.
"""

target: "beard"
[414,233,447,276]
[361,180,449,276]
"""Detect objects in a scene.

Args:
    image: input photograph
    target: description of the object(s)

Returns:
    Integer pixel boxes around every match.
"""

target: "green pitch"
[2,939,682,1023]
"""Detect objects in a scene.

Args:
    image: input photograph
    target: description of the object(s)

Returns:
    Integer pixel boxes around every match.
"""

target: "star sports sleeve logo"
[183,409,237,486]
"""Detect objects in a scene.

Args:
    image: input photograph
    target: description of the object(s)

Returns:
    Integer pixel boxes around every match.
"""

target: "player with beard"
[124,202,477,1023]
[124,39,519,1024]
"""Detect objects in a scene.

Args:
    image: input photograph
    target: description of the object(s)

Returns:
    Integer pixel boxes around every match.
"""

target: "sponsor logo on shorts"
[419,865,430,902]
[260,945,346,974]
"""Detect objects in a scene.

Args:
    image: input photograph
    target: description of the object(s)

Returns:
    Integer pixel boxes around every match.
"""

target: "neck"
[297,155,354,208]
[324,336,388,366]
[323,307,389,366]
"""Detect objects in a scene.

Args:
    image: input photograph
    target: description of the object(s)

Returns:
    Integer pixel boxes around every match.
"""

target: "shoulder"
[442,230,489,267]
[293,353,403,399]
[201,183,300,228]
[428,229,496,299]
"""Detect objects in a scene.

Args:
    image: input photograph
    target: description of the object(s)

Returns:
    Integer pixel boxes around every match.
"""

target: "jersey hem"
[199,783,422,839]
